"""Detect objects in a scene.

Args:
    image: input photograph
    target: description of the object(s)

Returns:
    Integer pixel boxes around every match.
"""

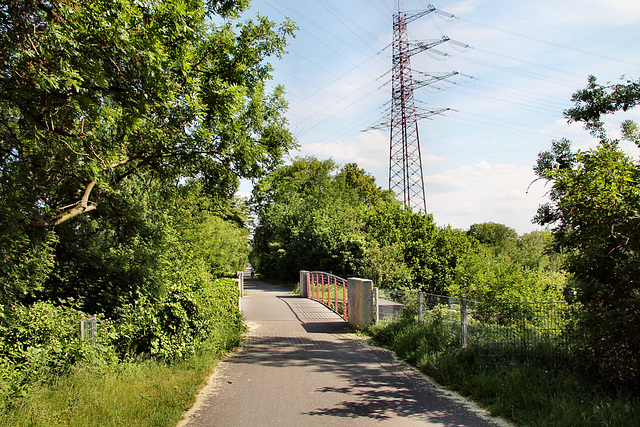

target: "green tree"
[252,157,476,294]
[0,0,295,300]
[359,201,475,294]
[534,75,640,387]
[251,157,370,281]
[467,222,518,252]
[334,163,394,206]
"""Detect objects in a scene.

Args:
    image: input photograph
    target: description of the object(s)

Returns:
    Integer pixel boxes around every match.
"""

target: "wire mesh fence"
[376,289,576,358]
[78,315,97,345]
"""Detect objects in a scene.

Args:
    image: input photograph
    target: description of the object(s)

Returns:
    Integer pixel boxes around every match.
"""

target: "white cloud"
[445,0,481,15]
[425,161,547,234]
[594,0,640,24]
[533,0,640,26]
[541,119,585,136]
[298,130,389,171]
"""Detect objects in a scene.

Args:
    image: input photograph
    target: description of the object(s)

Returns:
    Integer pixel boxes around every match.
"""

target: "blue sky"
[238,0,640,234]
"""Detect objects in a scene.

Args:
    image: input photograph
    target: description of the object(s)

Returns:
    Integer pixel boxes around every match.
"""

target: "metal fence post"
[461,297,468,348]
[418,290,423,323]
[374,287,379,325]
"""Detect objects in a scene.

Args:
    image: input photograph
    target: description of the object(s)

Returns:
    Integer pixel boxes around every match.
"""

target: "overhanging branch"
[32,180,97,227]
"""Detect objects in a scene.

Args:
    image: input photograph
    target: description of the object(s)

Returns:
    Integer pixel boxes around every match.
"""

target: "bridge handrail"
[307,271,348,320]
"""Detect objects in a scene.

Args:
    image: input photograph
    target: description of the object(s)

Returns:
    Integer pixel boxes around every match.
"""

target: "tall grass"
[0,344,230,427]
[369,314,640,427]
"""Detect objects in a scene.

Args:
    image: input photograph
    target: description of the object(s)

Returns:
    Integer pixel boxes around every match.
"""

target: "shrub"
[0,301,115,409]
[114,278,242,362]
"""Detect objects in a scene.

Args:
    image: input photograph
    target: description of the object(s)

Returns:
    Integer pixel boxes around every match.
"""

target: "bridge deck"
[179,279,508,426]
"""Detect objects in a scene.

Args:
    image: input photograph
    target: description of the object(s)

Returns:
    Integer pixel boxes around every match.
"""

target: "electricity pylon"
[388,1,465,213]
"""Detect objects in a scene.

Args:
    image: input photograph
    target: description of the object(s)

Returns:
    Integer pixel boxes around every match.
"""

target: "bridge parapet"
[347,278,375,329]
[300,270,404,329]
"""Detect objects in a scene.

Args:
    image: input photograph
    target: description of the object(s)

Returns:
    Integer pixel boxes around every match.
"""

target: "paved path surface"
[180,278,509,427]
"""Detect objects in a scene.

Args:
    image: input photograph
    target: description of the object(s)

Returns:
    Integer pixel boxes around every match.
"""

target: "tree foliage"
[0,0,294,401]
[1,0,294,300]
[467,222,517,251]
[253,157,487,295]
[251,157,374,281]
[0,0,294,239]
[534,75,640,387]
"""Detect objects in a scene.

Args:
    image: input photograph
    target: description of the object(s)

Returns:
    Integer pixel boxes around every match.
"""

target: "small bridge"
[299,270,405,328]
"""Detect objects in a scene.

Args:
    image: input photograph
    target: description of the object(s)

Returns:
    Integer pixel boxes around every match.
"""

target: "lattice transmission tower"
[388,1,464,213]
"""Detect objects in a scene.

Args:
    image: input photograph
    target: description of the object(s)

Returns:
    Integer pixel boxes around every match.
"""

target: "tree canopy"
[0,0,296,305]
[250,157,563,302]
[534,75,640,387]
[0,0,295,232]
[1,0,298,403]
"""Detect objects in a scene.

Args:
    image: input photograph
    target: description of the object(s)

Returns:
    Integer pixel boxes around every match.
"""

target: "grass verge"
[368,315,640,427]
[0,344,235,427]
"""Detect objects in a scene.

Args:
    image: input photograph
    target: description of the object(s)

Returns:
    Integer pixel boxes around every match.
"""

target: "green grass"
[0,346,230,427]
[369,315,640,427]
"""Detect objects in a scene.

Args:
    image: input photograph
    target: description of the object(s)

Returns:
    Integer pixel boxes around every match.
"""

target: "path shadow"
[230,280,501,426]
[228,333,498,426]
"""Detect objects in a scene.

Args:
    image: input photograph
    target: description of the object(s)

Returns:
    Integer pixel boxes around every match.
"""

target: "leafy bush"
[0,301,116,409]
[534,76,640,387]
[114,278,242,362]
[450,247,567,304]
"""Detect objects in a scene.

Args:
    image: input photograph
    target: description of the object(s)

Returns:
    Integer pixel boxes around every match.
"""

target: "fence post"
[461,297,468,348]
[418,290,423,323]
[237,271,244,295]
[374,287,379,325]
[236,271,243,311]
[90,315,97,344]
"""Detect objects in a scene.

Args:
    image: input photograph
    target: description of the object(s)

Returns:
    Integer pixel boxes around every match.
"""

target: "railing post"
[418,290,423,323]
[312,273,316,300]
[334,277,338,313]
[461,296,468,348]
[342,279,347,319]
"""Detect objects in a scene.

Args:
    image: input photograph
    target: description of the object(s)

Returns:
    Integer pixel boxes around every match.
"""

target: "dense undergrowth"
[0,278,244,426]
[0,0,291,423]
[368,313,640,427]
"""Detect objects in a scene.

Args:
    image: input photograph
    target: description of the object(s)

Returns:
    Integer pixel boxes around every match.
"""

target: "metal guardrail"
[308,271,348,320]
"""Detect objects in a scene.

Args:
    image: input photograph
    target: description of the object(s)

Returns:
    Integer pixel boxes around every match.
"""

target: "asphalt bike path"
[179,278,510,426]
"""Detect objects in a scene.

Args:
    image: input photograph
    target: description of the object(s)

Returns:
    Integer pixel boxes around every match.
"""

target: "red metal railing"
[308,271,348,320]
